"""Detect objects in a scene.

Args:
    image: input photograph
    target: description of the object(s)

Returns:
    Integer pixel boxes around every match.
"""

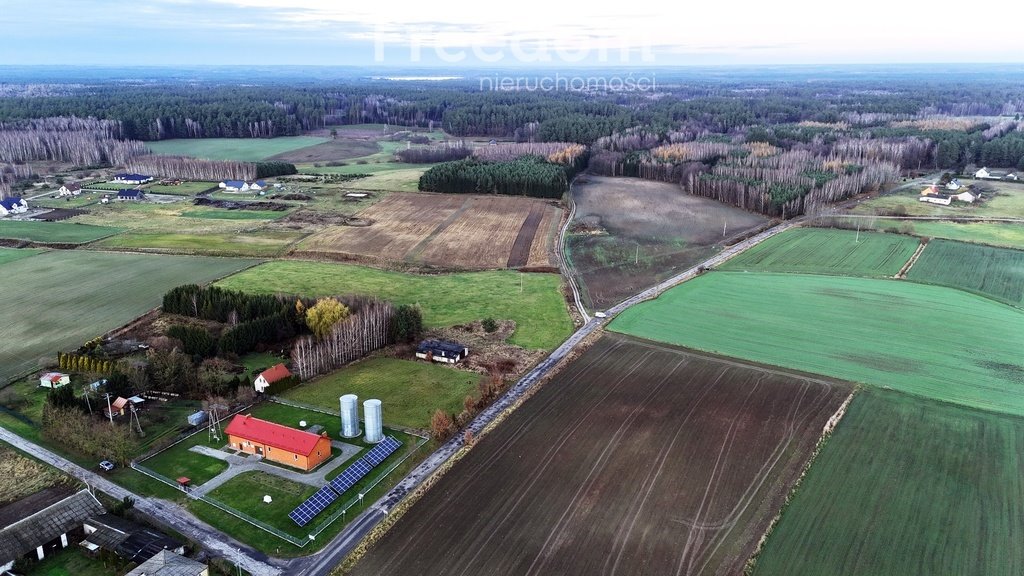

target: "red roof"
[224,414,324,456]
[258,363,293,385]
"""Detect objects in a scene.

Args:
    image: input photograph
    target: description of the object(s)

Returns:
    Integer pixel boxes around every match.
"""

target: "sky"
[1,0,1022,67]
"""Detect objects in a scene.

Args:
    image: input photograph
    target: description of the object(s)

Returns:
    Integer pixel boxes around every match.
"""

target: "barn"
[224,414,332,471]
[415,340,470,364]
[254,363,293,393]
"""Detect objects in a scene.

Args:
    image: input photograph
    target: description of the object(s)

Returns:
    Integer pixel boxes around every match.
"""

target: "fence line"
[198,495,308,547]
[136,402,255,464]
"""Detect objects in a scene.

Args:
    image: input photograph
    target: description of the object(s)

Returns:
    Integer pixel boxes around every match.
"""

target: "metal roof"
[124,550,207,576]
[0,489,104,565]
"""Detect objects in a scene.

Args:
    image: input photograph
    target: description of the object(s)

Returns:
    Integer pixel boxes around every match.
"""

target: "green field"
[96,230,302,257]
[146,137,329,161]
[179,209,284,220]
[0,251,259,383]
[907,239,1024,306]
[720,227,919,277]
[303,161,422,176]
[0,247,43,265]
[144,181,218,195]
[281,358,481,429]
[753,388,1024,576]
[610,271,1024,416]
[877,219,1024,250]
[217,262,572,350]
[0,221,122,244]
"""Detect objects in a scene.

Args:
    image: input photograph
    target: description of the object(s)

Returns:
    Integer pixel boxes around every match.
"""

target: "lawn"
[0,251,259,383]
[0,221,122,244]
[24,545,126,576]
[752,388,1024,576]
[0,247,43,265]
[719,227,919,277]
[610,271,1024,416]
[146,137,329,161]
[144,181,218,195]
[205,471,318,536]
[280,358,481,429]
[95,230,303,257]
[240,352,288,376]
[217,262,572,350]
[907,239,1024,306]
[140,432,229,486]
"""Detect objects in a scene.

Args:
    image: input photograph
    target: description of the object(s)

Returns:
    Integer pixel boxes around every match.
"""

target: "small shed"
[104,397,129,419]
[38,373,70,389]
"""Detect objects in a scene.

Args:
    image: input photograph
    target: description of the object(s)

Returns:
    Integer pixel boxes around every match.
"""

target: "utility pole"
[635,244,639,265]
[723,220,728,237]
[104,393,113,425]
[83,387,92,415]
[856,220,861,243]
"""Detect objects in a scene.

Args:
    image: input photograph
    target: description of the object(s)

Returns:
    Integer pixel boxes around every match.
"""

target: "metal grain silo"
[340,394,360,438]
[364,399,383,444]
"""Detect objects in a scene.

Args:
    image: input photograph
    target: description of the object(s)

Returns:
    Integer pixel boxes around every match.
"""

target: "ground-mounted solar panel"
[288,485,340,527]
[327,436,404,496]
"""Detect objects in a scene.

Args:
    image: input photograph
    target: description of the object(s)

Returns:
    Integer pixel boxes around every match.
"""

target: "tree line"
[419,156,570,199]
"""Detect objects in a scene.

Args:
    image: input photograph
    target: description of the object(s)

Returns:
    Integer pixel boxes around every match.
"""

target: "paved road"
[0,427,284,576]
[0,215,803,576]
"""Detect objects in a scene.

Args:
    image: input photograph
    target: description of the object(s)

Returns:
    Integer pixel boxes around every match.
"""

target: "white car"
[99,460,115,472]
[594,312,608,319]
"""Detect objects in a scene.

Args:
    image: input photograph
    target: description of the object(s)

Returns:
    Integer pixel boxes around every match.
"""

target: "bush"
[390,304,424,343]
[481,317,498,333]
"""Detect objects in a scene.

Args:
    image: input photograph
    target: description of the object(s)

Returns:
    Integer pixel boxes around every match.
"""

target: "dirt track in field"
[352,333,850,576]
[298,192,560,270]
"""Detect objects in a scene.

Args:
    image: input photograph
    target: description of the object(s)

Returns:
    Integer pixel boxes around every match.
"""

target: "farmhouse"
[254,363,293,393]
[919,194,952,205]
[116,189,145,201]
[124,550,208,576]
[0,197,28,216]
[0,488,104,572]
[112,173,153,185]
[416,340,470,364]
[38,372,70,388]
[219,180,249,192]
[920,185,941,196]
[81,514,184,563]
[975,167,1020,181]
[248,180,268,191]
[58,183,82,196]
[945,179,962,191]
[224,414,332,471]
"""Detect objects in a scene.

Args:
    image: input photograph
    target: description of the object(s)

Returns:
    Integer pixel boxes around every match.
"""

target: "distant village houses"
[218,179,267,192]
[974,167,1019,181]
[58,183,82,196]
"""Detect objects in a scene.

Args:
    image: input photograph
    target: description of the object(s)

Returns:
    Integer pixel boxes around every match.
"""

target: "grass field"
[96,230,302,257]
[853,180,1024,218]
[753,388,1024,576]
[610,271,1024,416]
[217,262,572,350]
[907,239,1024,306]
[179,209,284,220]
[303,161,424,176]
[352,333,850,576]
[206,471,319,535]
[720,227,919,277]
[0,221,122,244]
[25,545,124,576]
[280,358,481,429]
[146,137,329,161]
[0,251,258,383]
[144,181,218,195]
[0,247,43,265]
[876,219,1024,250]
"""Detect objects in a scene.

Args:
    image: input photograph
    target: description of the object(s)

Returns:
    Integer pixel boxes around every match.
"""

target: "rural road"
[0,214,803,576]
[0,427,284,576]
[556,182,590,322]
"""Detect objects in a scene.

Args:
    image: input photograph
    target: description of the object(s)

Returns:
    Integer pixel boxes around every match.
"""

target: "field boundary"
[895,239,928,279]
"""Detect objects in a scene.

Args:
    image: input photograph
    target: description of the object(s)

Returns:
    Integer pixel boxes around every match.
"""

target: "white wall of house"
[254,375,269,393]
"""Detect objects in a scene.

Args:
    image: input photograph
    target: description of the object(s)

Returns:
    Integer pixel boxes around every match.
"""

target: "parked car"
[99,460,115,472]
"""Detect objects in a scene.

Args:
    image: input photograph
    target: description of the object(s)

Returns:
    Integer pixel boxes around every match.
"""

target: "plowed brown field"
[352,333,851,576]
[298,193,560,269]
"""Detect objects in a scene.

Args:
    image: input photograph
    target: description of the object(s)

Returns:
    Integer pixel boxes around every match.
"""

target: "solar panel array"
[288,485,339,527]
[329,436,402,496]
[288,436,403,527]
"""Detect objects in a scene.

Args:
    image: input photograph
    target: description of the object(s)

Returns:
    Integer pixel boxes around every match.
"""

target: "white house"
[58,183,82,196]
[112,173,153,185]
[39,373,70,388]
[919,194,952,206]
[976,167,1020,181]
[944,179,962,191]
[247,180,268,191]
[254,363,292,393]
[415,340,470,364]
[219,180,248,192]
[0,197,28,216]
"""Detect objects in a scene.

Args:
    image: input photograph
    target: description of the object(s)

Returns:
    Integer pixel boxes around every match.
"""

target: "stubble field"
[352,333,850,576]
[297,192,560,269]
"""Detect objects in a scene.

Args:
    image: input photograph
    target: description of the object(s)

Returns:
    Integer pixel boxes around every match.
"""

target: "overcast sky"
[2,0,1021,67]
